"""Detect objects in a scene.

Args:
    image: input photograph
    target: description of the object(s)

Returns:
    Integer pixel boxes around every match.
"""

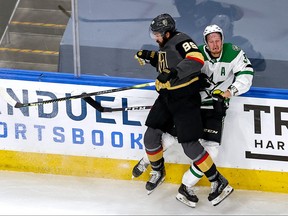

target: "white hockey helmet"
[203,24,224,45]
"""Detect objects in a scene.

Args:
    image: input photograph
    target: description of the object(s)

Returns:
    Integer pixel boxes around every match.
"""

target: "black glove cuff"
[169,68,178,79]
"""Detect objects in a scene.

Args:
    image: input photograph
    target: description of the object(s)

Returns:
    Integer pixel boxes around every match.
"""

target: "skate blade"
[146,177,165,195]
[211,184,234,206]
[176,193,197,208]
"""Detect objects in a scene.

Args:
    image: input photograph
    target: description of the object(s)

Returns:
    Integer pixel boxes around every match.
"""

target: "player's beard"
[157,36,169,48]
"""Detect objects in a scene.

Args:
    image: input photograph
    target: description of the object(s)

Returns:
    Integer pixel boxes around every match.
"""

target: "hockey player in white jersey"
[132,24,254,207]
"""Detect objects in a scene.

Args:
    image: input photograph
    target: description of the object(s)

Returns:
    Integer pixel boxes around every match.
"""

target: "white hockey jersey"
[198,43,254,109]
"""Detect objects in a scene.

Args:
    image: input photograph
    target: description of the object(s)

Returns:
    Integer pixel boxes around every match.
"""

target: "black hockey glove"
[157,68,178,83]
[199,73,211,89]
[212,89,225,102]
[136,50,158,67]
[212,89,228,116]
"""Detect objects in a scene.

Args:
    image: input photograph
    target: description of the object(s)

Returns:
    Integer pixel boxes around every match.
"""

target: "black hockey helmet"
[150,13,176,35]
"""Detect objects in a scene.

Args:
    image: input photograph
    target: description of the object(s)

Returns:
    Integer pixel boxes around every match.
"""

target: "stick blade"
[14,102,25,108]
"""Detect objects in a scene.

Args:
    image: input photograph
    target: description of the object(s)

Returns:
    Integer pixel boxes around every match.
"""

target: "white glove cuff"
[228,85,239,96]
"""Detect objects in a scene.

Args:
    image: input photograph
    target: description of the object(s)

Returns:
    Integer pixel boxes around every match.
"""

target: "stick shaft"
[15,82,155,108]
[83,96,152,112]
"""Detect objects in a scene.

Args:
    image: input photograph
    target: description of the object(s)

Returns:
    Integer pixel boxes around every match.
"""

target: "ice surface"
[0,171,287,215]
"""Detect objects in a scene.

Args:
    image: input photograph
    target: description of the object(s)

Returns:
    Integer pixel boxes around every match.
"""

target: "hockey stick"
[82,96,152,112]
[58,5,71,18]
[14,81,155,108]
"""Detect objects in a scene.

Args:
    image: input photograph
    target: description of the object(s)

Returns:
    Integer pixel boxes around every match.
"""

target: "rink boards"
[0,69,287,194]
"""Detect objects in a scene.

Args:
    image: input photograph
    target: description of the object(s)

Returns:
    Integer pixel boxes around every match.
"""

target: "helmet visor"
[149,28,164,40]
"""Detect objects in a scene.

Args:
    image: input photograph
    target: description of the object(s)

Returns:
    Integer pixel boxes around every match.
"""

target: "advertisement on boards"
[0,78,288,173]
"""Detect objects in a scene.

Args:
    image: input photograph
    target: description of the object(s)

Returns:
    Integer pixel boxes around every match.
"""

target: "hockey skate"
[208,174,234,206]
[176,184,199,208]
[146,168,166,195]
[132,158,150,178]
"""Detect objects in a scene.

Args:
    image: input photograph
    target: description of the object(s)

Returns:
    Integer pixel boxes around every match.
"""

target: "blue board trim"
[1,68,288,100]
[243,87,288,100]
[0,68,154,89]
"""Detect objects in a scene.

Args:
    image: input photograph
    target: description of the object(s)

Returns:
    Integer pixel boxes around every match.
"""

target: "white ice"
[0,170,287,215]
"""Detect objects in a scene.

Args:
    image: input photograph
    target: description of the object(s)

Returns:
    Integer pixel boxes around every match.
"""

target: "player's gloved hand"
[136,50,158,67]
[212,89,225,102]
[212,89,228,116]
[134,55,146,66]
[199,73,211,89]
[156,68,178,83]
[136,50,155,60]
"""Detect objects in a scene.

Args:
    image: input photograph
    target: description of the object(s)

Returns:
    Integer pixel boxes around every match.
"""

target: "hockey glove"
[157,68,178,83]
[212,89,225,102]
[199,73,212,89]
[136,50,158,67]
[212,89,228,116]
[134,55,146,66]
